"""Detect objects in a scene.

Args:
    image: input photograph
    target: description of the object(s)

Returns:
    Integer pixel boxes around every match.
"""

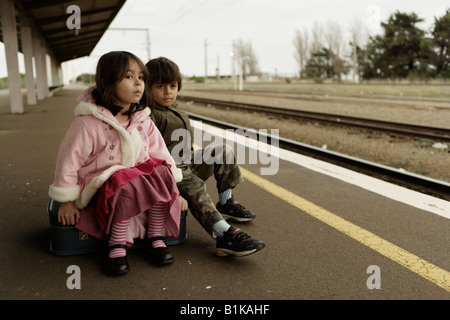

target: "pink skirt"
[76,158,181,246]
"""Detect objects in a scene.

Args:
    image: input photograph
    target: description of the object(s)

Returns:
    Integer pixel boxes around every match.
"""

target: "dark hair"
[93,51,151,116]
[145,57,183,91]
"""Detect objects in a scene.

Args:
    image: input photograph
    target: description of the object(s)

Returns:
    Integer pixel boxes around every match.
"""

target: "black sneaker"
[216,226,265,257]
[216,197,256,222]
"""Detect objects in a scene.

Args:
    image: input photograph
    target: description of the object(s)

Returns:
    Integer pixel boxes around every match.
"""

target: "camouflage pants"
[177,144,244,236]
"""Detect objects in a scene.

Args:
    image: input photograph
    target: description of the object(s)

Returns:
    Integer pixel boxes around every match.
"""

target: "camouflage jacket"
[150,102,194,168]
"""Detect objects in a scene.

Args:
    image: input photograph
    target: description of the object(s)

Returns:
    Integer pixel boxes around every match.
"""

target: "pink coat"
[49,87,182,209]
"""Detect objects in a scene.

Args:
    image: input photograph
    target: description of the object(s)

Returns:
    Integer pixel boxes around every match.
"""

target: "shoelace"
[233,228,251,240]
[232,201,247,211]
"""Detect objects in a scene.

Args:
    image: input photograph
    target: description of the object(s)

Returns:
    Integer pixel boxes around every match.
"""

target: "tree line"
[293,9,450,82]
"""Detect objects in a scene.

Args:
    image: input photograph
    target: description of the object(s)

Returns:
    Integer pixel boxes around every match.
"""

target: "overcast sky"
[1,0,450,81]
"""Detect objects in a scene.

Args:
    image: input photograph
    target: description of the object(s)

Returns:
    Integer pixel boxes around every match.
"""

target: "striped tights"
[109,202,168,258]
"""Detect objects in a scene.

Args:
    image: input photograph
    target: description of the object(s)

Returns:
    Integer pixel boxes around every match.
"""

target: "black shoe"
[216,226,265,257]
[146,237,174,266]
[103,244,130,276]
[216,197,256,222]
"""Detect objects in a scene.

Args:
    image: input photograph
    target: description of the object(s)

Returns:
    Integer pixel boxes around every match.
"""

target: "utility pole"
[231,40,237,90]
[146,28,151,61]
[204,39,208,84]
[216,55,220,81]
[238,60,243,91]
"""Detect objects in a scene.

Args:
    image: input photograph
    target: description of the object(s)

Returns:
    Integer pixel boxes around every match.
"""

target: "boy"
[146,57,265,257]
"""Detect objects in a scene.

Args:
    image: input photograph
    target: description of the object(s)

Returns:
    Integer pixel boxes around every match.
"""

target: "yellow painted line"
[239,166,450,292]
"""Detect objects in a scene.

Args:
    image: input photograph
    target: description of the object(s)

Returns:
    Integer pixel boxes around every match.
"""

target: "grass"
[183,80,450,99]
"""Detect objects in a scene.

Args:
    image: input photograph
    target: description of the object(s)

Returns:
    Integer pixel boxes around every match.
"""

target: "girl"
[49,51,183,276]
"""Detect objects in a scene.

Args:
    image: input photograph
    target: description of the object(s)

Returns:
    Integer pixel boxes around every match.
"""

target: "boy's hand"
[179,196,188,211]
[58,201,80,225]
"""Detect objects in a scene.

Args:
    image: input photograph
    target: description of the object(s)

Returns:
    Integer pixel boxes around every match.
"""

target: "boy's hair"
[145,57,183,91]
[93,51,151,116]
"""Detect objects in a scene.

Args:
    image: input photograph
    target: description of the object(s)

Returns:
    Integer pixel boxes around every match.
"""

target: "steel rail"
[178,95,450,142]
[186,111,450,201]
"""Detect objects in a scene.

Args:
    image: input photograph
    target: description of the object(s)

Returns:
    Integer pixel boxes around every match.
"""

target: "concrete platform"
[1,86,449,308]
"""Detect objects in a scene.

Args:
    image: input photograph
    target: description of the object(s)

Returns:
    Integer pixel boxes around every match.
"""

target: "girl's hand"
[179,196,188,211]
[58,201,80,225]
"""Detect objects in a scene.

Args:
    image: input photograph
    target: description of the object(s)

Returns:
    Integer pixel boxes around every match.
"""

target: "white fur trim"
[74,101,97,116]
[76,164,126,209]
[76,101,139,168]
[74,103,149,168]
[91,109,138,168]
[69,102,152,208]
[49,184,80,203]
[171,167,183,183]
[130,127,142,166]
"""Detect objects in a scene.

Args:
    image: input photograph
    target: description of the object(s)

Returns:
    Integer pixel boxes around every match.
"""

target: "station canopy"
[0,0,126,63]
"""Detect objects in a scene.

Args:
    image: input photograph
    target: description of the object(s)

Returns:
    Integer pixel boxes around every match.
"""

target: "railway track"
[178,95,450,142]
[184,111,450,201]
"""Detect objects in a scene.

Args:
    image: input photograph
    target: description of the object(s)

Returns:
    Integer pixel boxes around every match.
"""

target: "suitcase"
[48,198,187,256]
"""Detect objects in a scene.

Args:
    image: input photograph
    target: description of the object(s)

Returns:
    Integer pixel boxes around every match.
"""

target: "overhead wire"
[151,0,212,43]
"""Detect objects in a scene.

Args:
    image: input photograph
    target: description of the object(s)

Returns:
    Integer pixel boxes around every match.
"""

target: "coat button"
[109,156,114,160]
